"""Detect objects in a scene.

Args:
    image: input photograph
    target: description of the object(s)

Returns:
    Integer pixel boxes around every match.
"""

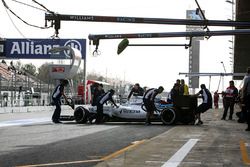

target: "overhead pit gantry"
[45,13,250,35]
[44,0,250,55]
[87,29,250,54]
[45,12,250,53]
[43,1,250,94]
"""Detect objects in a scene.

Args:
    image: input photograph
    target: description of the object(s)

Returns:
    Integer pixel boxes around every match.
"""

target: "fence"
[0,73,56,107]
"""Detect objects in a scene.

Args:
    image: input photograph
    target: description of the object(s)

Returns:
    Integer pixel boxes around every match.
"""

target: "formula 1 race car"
[60,95,197,125]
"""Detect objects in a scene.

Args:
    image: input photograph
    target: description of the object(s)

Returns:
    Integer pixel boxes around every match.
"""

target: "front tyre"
[161,108,176,125]
[74,106,89,124]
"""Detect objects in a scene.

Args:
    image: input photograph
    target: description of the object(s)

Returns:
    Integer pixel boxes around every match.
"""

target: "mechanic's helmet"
[158,86,164,93]
[135,83,140,87]
[200,84,206,89]
[62,79,69,86]
[134,83,140,89]
[109,89,115,95]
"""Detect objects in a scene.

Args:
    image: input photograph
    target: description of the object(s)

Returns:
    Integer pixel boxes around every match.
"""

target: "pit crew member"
[143,86,164,125]
[51,79,69,124]
[95,89,119,124]
[194,84,212,125]
[127,83,144,100]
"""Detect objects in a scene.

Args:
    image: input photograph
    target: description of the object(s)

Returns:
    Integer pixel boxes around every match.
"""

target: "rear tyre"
[161,108,176,125]
[74,106,89,124]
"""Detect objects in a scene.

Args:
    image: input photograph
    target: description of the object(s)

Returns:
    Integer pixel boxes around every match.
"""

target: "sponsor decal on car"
[121,109,140,114]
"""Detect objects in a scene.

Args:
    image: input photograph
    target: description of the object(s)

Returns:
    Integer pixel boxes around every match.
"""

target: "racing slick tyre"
[161,108,176,125]
[74,106,89,124]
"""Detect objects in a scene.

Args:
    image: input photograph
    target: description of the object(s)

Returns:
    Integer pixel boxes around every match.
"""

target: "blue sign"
[0,40,4,57]
[4,38,86,59]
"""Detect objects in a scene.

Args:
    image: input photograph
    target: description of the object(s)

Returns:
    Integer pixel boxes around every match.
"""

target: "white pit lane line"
[0,118,51,127]
[161,139,199,167]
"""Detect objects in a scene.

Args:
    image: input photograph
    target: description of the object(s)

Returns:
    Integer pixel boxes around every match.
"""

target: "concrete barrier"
[0,106,55,113]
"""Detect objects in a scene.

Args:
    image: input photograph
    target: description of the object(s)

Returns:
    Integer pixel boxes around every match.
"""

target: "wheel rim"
[161,108,175,124]
[74,107,85,122]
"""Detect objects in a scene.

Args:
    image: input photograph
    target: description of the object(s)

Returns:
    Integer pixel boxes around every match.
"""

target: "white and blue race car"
[61,95,197,125]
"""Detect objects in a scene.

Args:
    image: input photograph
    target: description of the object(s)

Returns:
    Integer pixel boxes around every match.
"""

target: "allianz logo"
[9,40,82,56]
[63,40,82,58]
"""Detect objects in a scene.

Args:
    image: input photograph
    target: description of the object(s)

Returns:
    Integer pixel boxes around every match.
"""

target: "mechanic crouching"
[143,86,164,126]
[95,89,119,124]
[194,84,212,125]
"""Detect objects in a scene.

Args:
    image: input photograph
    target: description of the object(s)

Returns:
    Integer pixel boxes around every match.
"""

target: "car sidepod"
[112,105,147,119]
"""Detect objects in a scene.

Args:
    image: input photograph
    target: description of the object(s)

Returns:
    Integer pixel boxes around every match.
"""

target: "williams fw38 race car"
[60,95,198,125]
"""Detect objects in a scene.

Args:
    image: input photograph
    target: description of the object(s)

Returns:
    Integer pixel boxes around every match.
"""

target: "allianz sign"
[10,41,60,55]
[5,39,86,59]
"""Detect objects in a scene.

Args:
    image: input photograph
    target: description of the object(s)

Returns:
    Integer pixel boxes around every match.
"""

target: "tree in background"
[14,61,22,71]
[87,72,105,81]
[21,63,37,76]
[37,63,50,83]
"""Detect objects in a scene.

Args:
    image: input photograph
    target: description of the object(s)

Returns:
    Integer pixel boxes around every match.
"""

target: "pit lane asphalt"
[2,106,249,167]
[0,109,172,167]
